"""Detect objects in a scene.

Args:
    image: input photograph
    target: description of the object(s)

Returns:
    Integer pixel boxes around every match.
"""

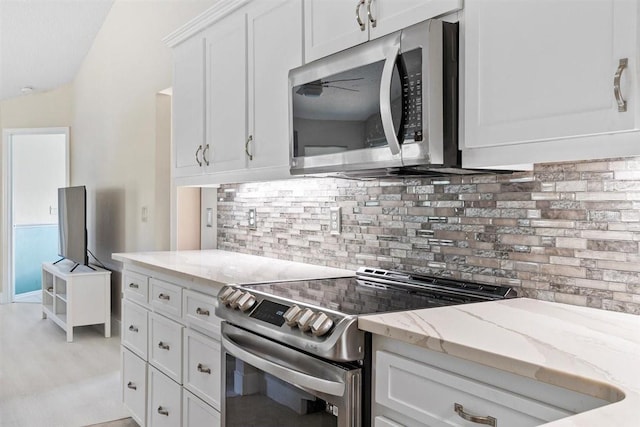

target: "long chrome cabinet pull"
[355,0,366,30]
[614,58,628,112]
[158,341,170,350]
[157,406,169,416]
[158,293,170,301]
[195,144,203,166]
[127,382,137,390]
[454,403,497,426]
[128,325,138,333]
[367,0,376,27]
[128,282,138,289]
[197,363,211,374]
[245,135,254,161]
[202,143,210,166]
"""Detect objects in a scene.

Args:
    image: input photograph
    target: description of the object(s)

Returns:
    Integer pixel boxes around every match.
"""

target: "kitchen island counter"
[112,249,353,286]
[359,298,640,426]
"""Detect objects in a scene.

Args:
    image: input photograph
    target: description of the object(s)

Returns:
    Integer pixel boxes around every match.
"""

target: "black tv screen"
[57,186,88,267]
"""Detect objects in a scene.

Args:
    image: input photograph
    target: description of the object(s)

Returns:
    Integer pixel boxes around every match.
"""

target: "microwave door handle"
[380,44,401,155]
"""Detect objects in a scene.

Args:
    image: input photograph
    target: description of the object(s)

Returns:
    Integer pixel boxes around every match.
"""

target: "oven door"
[221,322,361,427]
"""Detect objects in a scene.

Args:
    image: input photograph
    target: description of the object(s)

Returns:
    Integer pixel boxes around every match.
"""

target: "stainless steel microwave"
[289,19,461,177]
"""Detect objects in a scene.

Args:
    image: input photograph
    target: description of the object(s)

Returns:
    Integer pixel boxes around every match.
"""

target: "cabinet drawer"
[149,312,183,383]
[183,390,221,427]
[150,278,182,318]
[122,299,148,359]
[183,328,221,410]
[148,365,182,427]
[123,271,149,306]
[122,348,147,427]
[375,351,571,427]
[183,289,221,338]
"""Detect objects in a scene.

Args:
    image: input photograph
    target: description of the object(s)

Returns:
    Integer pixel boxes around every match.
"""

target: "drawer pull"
[158,341,170,350]
[129,283,139,289]
[197,363,211,374]
[158,293,170,301]
[196,307,210,316]
[157,406,169,416]
[127,381,137,390]
[128,325,138,333]
[454,403,497,426]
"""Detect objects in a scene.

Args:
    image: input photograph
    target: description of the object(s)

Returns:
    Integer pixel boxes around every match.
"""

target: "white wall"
[71,0,214,269]
[0,85,73,295]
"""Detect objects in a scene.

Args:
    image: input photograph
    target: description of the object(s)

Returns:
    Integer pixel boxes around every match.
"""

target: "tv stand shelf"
[41,261,111,342]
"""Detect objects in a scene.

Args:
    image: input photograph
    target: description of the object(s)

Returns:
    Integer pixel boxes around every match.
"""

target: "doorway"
[2,128,69,303]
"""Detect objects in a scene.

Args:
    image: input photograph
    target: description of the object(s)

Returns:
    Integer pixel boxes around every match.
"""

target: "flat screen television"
[57,185,88,270]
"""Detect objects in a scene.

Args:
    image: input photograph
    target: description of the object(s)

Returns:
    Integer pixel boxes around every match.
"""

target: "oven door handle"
[380,40,401,156]
[221,329,346,397]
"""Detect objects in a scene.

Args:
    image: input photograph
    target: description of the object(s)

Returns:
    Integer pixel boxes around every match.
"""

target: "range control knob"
[296,308,316,332]
[283,305,303,326]
[218,287,235,304]
[237,292,256,312]
[227,290,245,308]
[310,312,333,337]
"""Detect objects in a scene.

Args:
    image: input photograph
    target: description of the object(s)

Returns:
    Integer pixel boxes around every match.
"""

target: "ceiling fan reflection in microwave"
[295,77,363,97]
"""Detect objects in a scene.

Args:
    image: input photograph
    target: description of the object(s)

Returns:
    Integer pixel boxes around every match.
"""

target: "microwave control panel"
[401,48,423,142]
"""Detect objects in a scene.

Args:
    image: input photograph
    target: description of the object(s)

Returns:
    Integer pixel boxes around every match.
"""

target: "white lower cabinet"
[184,390,221,427]
[122,348,147,427]
[183,328,221,409]
[373,336,608,427]
[120,266,223,426]
[148,365,182,427]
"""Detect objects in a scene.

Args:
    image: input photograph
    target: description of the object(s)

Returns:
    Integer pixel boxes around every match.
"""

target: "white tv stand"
[41,261,111,342]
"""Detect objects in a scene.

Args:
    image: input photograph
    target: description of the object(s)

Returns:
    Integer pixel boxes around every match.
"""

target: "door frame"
[1,127,70,304]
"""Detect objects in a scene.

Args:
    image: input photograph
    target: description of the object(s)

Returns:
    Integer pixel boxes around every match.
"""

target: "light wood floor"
[0,302,132,426]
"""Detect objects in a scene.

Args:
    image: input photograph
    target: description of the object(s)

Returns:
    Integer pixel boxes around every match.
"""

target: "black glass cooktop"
[242,276,489,316]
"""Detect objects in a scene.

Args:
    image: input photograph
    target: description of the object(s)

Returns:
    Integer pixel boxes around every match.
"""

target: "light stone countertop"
[112,249,354,286]
[358,297,640,426]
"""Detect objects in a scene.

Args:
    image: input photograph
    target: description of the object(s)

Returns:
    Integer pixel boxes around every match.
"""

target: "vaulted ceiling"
[0,0,114,101]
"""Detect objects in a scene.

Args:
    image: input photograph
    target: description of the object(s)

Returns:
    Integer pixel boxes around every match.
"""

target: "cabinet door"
[304,0,369,62]
[183,329,221,410]
[148,365,182,427]
[247,0,303,171]
[464,0,637,149]
[183,390,221,427]
[122,348,147,427]
[173,34,206,178]
[205,12,248,173]
[369,0,462,40]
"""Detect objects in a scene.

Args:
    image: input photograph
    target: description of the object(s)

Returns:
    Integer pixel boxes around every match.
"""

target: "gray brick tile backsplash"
[217,157,640,315]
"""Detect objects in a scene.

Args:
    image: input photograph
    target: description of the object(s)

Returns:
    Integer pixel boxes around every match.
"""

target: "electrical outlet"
[248,208,257,230]
[330,207,341,235]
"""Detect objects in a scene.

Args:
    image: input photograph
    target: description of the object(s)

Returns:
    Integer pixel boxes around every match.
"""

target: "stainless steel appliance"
[216,268,516,427]
[289,20,465,178]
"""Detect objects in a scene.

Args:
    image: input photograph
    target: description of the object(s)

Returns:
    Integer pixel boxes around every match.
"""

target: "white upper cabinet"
[463,0,639,168]
[172,34,206,178]
[304,0,462,62]
[205,11,248,173]
[247,0,303,172]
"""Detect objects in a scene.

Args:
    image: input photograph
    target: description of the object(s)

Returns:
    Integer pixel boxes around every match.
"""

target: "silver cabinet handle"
[157,406,169,416]
[197,363,211,374]
[158,341,170,350]
[195,144,203,166]
[454,403,497,426]
[196,307,210,316]
[614,58,628,112]
[158,293,170,301]
[366,0,376,27]
[355,0,366,30]
[380,39,402,155]
[128,325,138,333]
[128,282,138,289]
[127,381,137,390]
[245,135,254,161]
[202,143,210,166]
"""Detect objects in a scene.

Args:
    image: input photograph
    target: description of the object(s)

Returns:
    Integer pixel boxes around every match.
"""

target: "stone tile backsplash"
[217,158,640,314]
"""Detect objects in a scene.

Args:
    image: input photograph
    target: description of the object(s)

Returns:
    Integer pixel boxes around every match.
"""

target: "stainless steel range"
[216,267,516,427]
